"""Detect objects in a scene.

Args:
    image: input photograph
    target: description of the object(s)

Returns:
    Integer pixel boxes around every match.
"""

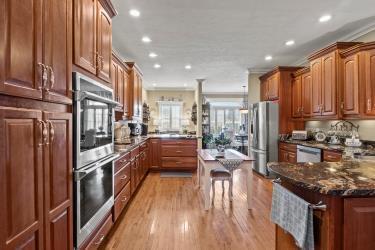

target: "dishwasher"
[297,145,322,163]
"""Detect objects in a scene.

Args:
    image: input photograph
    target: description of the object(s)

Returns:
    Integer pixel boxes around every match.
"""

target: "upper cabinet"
[0,0,72,104]
[260,72,280,101]
[126,62,144,119]
[307,42,361,119]
[292,68,312,119]
[365,47,375,115]
[74,0,116,85]
[112,52,131,119]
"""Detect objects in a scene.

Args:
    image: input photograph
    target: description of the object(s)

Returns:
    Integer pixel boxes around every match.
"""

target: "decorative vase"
[217,145,225,153]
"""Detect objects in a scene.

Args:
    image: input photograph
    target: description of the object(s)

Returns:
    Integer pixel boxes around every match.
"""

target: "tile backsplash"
[305,120,375,141]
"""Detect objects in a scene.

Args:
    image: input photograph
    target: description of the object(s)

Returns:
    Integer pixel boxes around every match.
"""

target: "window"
[158,101,182,131]
[210,107,242,135]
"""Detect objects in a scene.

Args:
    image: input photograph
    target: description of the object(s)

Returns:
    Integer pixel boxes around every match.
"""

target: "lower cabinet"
[0,107,73,250]
[113,182,131,221]
[278,142,297,164]
[160,139,198,170]
[84,213,113,250]
[323,150,342,162]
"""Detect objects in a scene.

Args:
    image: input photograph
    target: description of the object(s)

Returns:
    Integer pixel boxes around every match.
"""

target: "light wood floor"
[103,170,275,250]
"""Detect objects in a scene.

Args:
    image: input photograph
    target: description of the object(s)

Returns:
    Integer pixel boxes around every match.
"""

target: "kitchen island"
[268,161,375,250]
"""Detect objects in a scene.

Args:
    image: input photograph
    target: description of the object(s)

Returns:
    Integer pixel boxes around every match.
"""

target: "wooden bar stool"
[210,168,233,202]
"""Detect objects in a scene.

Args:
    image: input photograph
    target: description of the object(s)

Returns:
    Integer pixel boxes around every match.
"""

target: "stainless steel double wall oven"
[73,72,118,248]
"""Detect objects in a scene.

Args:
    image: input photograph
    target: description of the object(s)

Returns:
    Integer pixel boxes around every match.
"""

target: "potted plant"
[214,137,231,152]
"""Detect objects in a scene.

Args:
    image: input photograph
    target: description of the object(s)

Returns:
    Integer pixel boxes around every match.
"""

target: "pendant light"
[239,85,248,114]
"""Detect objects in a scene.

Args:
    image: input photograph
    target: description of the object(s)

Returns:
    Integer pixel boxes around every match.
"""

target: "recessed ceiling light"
[142,36,152,43]
[149,52,158,58]
[129,9,140,17]
[319,15,332,23]
[152,83,157,87]
[154,64,161,69]
[185,65,192,70]
[265,55,273,61]
[285,40,295,46]
[184,83,187,87]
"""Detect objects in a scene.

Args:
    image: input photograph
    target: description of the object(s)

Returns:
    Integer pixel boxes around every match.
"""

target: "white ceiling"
[111,0,375,93]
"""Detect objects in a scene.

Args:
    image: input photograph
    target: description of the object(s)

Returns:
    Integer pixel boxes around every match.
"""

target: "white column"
[196,79,205,149]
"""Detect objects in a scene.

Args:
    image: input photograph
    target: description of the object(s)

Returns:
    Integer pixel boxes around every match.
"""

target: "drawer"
[85,213,113,250]
[161,145,197,157]
[139,142,148,151]
[323,150,342,162]
[279,142,297,152]
[162,157,197,168]
[130,146,139,159]
[161,139,197,146]
[114,163,131,196]
[114,152,130,173]
[113,181,131,221]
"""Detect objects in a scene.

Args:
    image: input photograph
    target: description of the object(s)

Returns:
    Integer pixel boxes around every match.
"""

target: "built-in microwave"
[73,72,119,169]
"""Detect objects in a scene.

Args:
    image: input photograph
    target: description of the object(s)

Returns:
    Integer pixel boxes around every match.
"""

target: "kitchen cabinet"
[308,42,361,119]
[112,52,131,118]
[74,0,115,84]
[160,139,198,170]
[323,150,342,162]
[259,67,304,134]
[292,68,312,119]
[82,213,113,250]
[278,142,297,163]
[127,63,144,118]
[342,53,360,116]
[150,139,162,170]
[1,0,72,104]
[365,48,375,116]
[0,107,73,250]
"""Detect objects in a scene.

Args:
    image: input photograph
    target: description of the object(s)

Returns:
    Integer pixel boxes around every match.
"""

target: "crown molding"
[293,21,375,66]
[247,68,270,74]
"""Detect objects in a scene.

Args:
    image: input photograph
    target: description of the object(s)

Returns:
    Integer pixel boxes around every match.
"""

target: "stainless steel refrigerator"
[249,102,279,176]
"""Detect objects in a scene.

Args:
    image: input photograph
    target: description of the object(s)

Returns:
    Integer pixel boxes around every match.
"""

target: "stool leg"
[229,178,233,202]
[222,180,225,195]
[212,179,215,204]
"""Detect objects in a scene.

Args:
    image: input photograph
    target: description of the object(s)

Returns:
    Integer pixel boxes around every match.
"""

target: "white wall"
[248,73,262,105]
[354,30,375,42]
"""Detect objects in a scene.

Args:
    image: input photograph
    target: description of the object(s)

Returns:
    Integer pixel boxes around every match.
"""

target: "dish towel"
[217,158,243,172]
[271,183,314,250]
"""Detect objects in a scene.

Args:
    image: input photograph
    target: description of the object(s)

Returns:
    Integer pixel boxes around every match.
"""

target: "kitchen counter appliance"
[249,102,279,176]
[297,145,322,163]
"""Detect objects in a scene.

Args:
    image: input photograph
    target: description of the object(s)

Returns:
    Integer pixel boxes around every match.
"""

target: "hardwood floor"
[103,170,275,250]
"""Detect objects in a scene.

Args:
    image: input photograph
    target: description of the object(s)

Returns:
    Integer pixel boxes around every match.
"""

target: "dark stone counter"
[268,160,375,197]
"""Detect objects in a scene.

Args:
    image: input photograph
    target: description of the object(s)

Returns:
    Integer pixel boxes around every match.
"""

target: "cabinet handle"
[120,175,127,180]
[100,56,104,70]
[48,66,55,91]
[120,159,127,163]
[340,102,344,111]
[37,120,48,146]
[300,106,304,114]
[368,99,372,111]
[176,150,182,153]
[94,51,99,70]
[38,63,47,90]
[121,197,128,203]
[46,120,55,143]
[94,235,105,245]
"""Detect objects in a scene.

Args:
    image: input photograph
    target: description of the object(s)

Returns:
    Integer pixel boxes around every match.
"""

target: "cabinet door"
[97,1,112,83]
[301,72,312,117]
[123,70,130,116]
[365,49,375,115]
[138,75,143,116]
[74,0,97,74]
[342,54,360,116]
[130,160,136,195]
[150,139,161,169]
[0,0,43,100]
[321,52,337,116]
[111,61,118,101]
[133,72,140,117]
[268,74,279,100]
[43,0,72,104]
[291,76,302,118]
[43,112,73,250]
[278,149,288,162]
[288,152,297,163]
[311,58,322,116]
[0,107,44,249]
[117,66,124,108]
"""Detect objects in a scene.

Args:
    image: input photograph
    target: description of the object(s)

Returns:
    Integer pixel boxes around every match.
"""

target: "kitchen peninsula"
[268,161,375,250]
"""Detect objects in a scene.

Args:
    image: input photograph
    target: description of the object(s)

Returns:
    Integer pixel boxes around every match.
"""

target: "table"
[235,134,248,155]
[197,149,254,210]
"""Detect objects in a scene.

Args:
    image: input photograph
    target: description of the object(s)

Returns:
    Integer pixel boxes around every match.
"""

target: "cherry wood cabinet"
[278,142,297,164]
[301,71,312,118]
[292,68,312,119]
[291,75,302,118]
[126,63,144,118]
[112,52,131,119]
[160,139,198,170]
[365,48,375,116]
[259,67,304,134]
[342,53,360,116]
[323,150,342,162]
[0,107,73,250]
[150,139,162,170]
[308,42,361,119]
[74,0,115,85]
[1,0,72,104]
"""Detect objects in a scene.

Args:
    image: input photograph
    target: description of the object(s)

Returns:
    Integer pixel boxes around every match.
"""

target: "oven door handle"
[74,153,119,181]
[77,91,120,106]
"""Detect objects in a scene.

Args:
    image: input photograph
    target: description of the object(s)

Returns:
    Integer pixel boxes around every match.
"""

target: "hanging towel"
[271,183,314,250]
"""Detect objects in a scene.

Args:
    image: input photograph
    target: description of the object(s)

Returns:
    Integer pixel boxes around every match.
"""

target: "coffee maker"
[128,122,141,136]
[141,124,148,136]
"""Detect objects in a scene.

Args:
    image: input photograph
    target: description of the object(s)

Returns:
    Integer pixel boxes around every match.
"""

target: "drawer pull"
[120,175,127,180]
[176,151,182,153]
[121,197,128,203]
[94,235,105,245]
[176,162,182,164]
[120,159,127,163]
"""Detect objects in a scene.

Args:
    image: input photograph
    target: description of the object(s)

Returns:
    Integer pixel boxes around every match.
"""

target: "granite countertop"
[114,134,198,155]
[280,139,375,156]
[268,161,375,197]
